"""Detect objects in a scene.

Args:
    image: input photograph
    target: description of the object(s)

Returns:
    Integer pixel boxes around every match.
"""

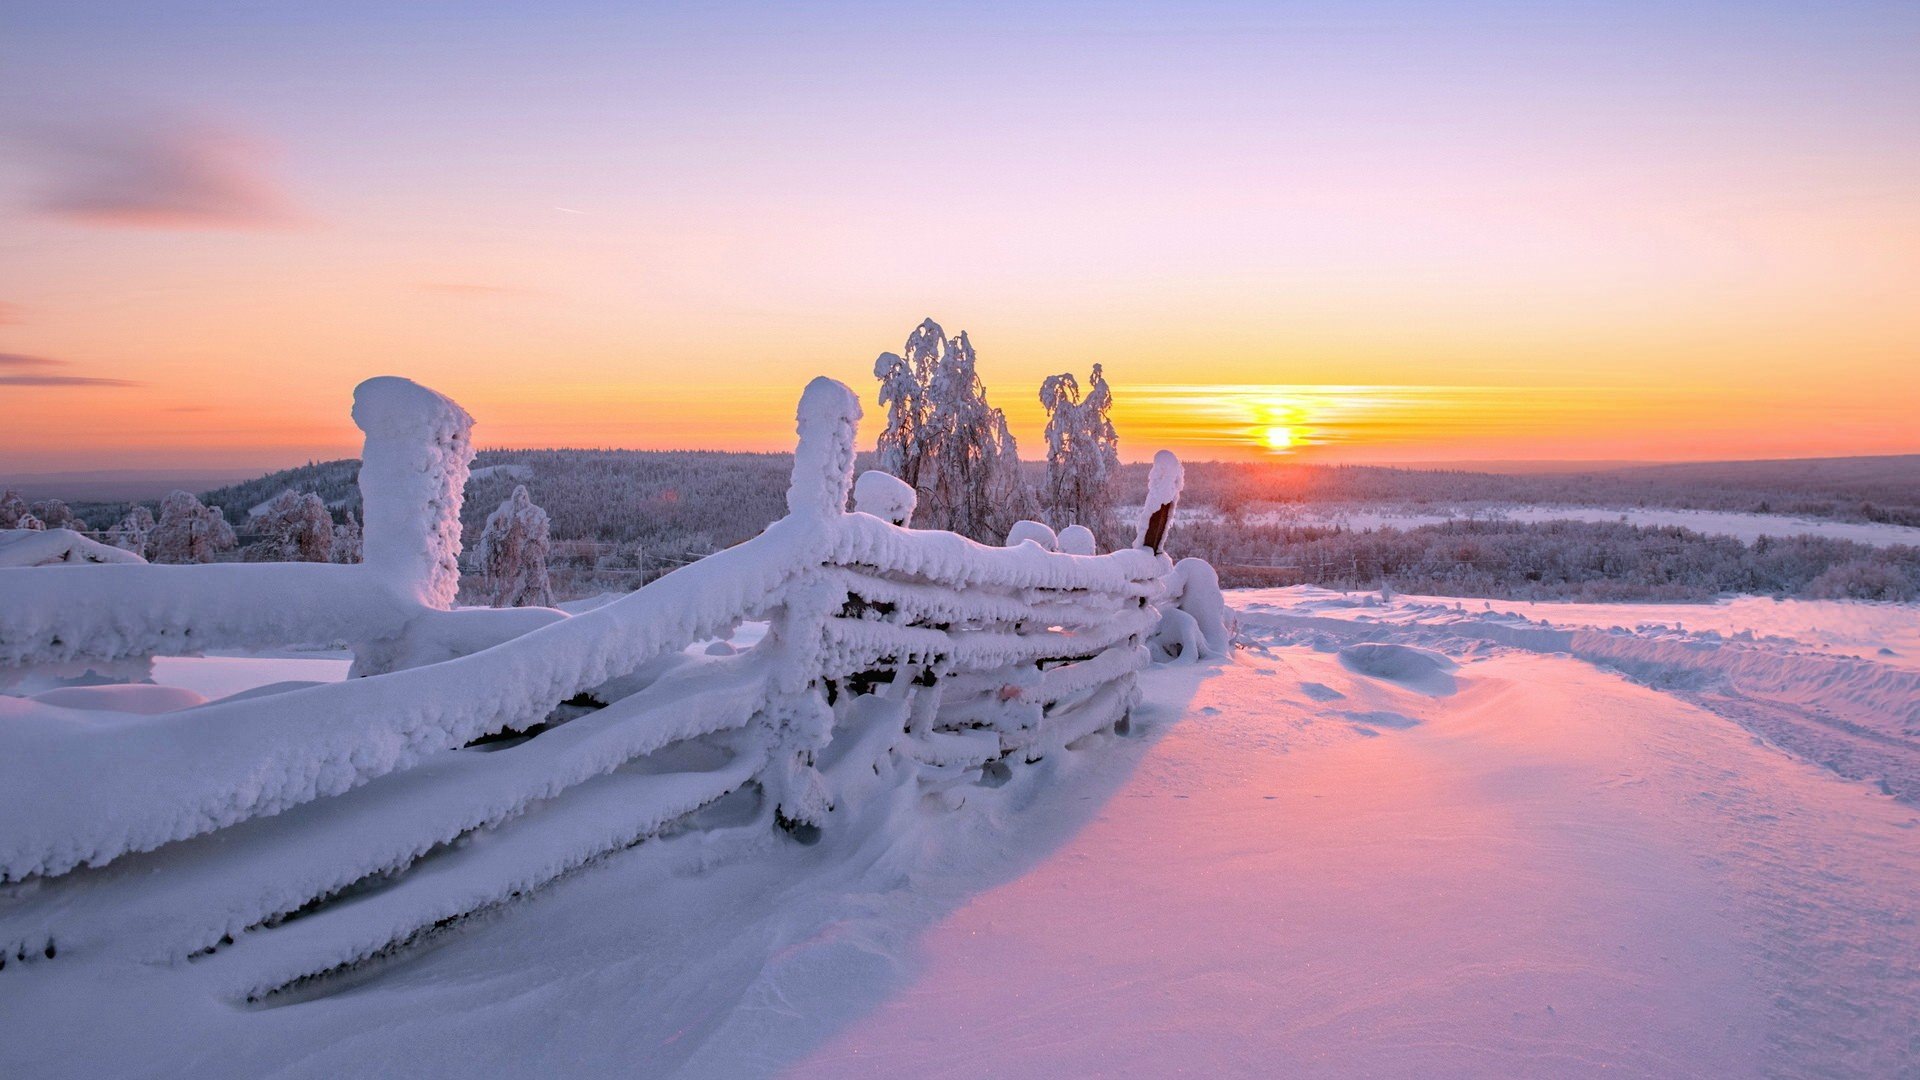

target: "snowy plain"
[3,589,1916,1079]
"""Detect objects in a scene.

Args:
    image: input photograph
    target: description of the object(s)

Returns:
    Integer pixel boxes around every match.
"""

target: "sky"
[1,1,1916,473]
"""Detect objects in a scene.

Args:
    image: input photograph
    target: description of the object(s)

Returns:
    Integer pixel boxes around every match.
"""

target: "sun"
[1261,424,1296,452]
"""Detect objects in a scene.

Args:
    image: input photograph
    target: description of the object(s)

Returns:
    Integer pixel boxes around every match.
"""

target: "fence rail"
[0,375,1184,1000]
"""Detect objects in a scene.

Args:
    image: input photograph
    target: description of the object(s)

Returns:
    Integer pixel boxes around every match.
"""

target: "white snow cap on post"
[853,470,916,525]
[1135,449,1185,550]
[788,377,863,519]
[352,377,475,609]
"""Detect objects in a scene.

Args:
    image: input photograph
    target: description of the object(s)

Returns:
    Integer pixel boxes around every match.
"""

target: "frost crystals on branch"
[1040,364,1119,542]
[871,318,1033,542]
[149,490,237,564]
[475,484,554,608]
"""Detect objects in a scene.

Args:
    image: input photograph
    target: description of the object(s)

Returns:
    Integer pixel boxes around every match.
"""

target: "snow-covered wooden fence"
[0,375,1212,1000]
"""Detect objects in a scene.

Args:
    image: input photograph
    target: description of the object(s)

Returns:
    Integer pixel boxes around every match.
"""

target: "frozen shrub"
[1057,524,1097,555]
[149,490,237,564]
[331,511,363,563]
[107,505,156,557]
[1005,519,1058,550]
[0,490,40,529]
[30,499,79,531]
[853,470,916,525]
[248,491,334,562]
[1805,559,1917,602]
[475,485,554,608]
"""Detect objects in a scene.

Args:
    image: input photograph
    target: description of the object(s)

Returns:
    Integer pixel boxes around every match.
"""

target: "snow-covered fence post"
[1135,450,1184,554]
[762,376,863,840]
[787,376,862,521]
[351,377,475,609]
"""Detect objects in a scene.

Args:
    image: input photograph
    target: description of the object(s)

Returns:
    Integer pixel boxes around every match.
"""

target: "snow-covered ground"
[4,591,1917,1078]
[1218,504,1920,548]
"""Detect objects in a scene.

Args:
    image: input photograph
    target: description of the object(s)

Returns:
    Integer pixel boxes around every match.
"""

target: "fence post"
[352,377,476,609]
[1136,450,1185,554]
[786,377,862,521]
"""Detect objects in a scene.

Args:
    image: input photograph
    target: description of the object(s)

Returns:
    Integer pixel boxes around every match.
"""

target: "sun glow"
[1261,425,1296,453]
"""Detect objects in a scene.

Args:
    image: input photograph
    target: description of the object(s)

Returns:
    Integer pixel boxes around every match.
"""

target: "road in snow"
[4,593,1917,1078]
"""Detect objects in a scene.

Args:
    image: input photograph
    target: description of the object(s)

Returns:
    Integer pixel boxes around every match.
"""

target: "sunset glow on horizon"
[2,2,1916,475]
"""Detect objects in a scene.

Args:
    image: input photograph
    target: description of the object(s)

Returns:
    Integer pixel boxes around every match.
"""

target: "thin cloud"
[418,283,542,297]
[23,114,304,231]
[0,353,62,368]
[0,353,140,387]
[0,302,20,325]
[0,374,140,387]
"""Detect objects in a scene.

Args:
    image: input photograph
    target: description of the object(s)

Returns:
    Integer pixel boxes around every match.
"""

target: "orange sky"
[2,3,1917,473]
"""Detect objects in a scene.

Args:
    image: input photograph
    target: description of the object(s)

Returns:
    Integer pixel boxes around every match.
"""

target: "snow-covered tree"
[871,318,1033,541]
[331,510,363,563]
[247,490,334,562]
[149,490,237,564]
[0,490,40,529]
[107,505,156,557]
[30,498,80,531]
[1039,364,1120,539]
[475,485,553,607]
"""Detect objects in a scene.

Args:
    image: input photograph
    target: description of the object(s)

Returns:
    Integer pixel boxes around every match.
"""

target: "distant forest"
[41,450,1920,604]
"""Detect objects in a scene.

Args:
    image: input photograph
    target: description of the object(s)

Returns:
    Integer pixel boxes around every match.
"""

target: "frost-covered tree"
[149,490,237,564]
[1039,364,1120,538]
[30,499,80,531]
[0,490,41,529]
[331,510,363,563]
[872,320,942,489]
[475,485,553,607]
[248,490,334,562]
[871,318,1033,541]
[107,505,156,557]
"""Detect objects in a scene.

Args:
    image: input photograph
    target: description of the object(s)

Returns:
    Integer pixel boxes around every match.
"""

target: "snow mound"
[0,529,146,567]
[1337,642,1457,689]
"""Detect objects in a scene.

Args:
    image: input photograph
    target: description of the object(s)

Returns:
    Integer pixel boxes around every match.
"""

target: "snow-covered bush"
[1804,558,1917,602]
[330,511,363,563]
[107,505,155,557]
[0,490,41,530]
[30,498,80,531]
[870,318,1033,541]
[475,485,554,608]
[1040,365,1119,539]
[149,490,238,564]
[1005,519,1058,550]
[1057,524,1097,555]
[247,491,334,562]
[853,470,915,525]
